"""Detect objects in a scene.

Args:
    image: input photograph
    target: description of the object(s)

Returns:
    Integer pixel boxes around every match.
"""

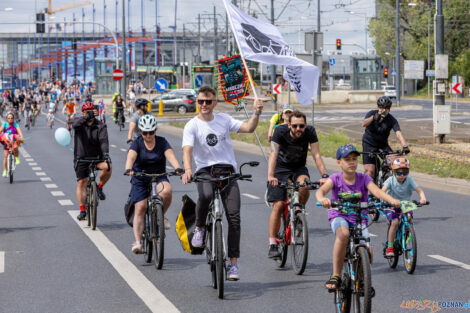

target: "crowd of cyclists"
[1,80,428,304]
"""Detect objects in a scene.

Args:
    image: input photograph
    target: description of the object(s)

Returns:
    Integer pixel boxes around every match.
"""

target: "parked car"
[151,93,196,114]
[168,89,198,98]
[382,85,397,99]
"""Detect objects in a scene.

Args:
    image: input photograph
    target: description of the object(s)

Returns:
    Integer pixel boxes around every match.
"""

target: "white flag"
[223,0,319,105]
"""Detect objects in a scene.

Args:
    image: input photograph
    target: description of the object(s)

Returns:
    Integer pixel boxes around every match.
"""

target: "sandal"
[325,275,341,293]
[132,243,143,254]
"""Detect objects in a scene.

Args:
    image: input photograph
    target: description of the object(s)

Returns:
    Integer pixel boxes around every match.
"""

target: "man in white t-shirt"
[182,86,263,281]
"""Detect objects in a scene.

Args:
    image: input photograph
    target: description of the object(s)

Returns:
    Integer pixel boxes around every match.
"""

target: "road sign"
[329,58,335,66]
[404,60,424,80]
[195,74,203,88]
[155,78,168,92]
[426,70,435,77]
[272,84,282,94]
[452,82,462,94]
[112,69,124,81]
[391,70,397,76]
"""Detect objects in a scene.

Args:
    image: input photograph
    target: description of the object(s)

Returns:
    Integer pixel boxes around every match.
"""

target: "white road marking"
[31,167,42,171]
[40,177,52,182]
[35,172,46,176]
[58,200,74,206]
[0,251,4,273]
[111,144,117,148]
[369,233,377,237]
[428,255,470,270]
[51,191,65,197]
[120,148,127,152]
[28,162,38,166]
[45,184,58,189]
[25,158,34,162]
[67,210,180,313]
[242,193,260,200]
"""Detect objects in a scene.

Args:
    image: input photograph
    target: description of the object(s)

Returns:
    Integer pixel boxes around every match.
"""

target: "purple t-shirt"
[327,172,373,225]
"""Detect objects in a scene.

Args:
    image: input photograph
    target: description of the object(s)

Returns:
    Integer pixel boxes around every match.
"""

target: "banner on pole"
[217,55,249,103]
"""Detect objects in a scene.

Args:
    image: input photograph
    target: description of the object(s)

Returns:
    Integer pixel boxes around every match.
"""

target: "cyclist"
[113,94,125,124]
[24,97,33,128]
[381,157,427,258]
[0,112,24,176]
[181,86,264,281]
[362,96,410,179]
[316,144,401,292]
[127,98,150,145]
[266,110,329,258]
[124,115,183,254]
[46,108,55,128]
[96,99,106,124]
[62,98,76,131]
[11,97,20,122]
[267,104,293,142]
[73,101,112,221]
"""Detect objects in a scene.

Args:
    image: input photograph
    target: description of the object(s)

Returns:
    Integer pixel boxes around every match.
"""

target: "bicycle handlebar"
[124,169,184,177]
[191,173,252,183]
[316,201,377,213]
[274,179,320,190]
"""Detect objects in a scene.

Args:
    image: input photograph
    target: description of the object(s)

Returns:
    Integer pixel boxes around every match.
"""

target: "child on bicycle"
[47,109,55,127]
[382,157,427,258]
[316,144,400,292]
[0,112,24,176]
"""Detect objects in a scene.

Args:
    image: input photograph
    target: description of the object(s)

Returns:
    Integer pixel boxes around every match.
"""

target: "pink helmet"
[391,157,410,170]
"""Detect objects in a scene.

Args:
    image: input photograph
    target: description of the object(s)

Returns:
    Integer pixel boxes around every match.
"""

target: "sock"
[269,237,277,245]
[80,205,86,212]
[98,183,102,189]
[388,242,393,248]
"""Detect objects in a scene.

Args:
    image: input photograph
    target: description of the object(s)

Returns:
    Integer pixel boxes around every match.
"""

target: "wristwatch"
[321,174,329,179]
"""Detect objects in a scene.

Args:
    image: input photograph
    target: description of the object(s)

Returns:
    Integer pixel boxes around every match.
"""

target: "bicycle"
[191,161,259,299]
[317,194,378,313]
[2,135,22,184]
[47,114,55,129]
[125,170,182,269]
[65,114,74,133]
[117,108,125,131]
[271,179,320,275]
[75,157,109,230]
[380,200,430,274]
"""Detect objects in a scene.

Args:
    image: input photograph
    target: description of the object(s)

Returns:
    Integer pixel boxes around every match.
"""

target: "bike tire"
[275,214,288,268]
[90,182,98,230]
[291,212,309,275]
[385,224,399,269]
[204,224,217,289]
[215,220,224,299]
[86,188,91,227]
[8,154,13,184]
[403,225,417,274]
[335,270,352,313]
[144,211,153,263]
[153,202,165,270]
[353,247,372,313]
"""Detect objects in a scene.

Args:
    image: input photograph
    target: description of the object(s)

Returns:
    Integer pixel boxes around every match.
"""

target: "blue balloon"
[54,127,71,147]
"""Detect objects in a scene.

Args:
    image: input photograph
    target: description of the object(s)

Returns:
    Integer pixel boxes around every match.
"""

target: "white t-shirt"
[182,113,243,172]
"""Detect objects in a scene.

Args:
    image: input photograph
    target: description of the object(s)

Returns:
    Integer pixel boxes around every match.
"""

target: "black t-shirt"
[362,110,400,147]
[115,99,124,108]
[272,124,318,170]
[18,94,25,104]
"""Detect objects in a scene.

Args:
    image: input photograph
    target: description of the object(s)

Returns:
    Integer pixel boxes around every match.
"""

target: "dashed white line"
[51,191,65,197]
[428,255,470,270]
[28,162,38,166]
[31,167,42,171]
[369,233,377,237]
[25,158,34,162]
[67,210,180,313]
[35,172,46,176]
[242,193,260,200]
[120,148,127,152]
[45,184,58,189]
[58,200,74,206]
[40,177,52,182]
[0,251,4,273]
[111,144,117,148]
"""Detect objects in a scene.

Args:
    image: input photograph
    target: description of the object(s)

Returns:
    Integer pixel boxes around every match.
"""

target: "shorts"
[384,209,413,223]
[330,217,370,244]
[130,177,169,204]
[74,159,110,181]
[267,166,310,202]
[362,141,392,165]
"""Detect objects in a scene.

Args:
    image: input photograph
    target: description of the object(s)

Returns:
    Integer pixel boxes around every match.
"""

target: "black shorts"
[74,159,110,181]
[267,166,310,202]
[362,141,392,165]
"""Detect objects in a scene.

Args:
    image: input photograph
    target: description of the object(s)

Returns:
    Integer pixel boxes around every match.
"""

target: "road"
[0,112,469,313]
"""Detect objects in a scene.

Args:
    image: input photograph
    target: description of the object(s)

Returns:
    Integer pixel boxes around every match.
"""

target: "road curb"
[158,124,470,196]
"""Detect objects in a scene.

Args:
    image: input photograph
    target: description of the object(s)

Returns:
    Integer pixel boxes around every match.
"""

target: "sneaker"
[191,227,205,248]
[2,170,7,177]
[97,187,106,200]
[15,157,20,165]
[227,262,240,281]
[268,244,281,259]
[385,247,395,258]
[132,243,143,254]
[164,216,171,230]
[77,210,87,221]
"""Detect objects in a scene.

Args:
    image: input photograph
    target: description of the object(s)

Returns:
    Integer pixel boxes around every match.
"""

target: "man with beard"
[266,110,328,259]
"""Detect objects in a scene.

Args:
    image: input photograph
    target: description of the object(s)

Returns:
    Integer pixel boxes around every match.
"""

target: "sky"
[0,0,376,55]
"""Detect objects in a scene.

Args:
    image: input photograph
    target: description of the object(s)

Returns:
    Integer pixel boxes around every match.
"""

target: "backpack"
[124,195,135,227]
[175,195,204,255]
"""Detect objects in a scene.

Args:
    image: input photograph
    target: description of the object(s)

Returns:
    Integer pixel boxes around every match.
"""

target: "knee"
[272,202,284,214]
[336,228,350,243]
[77,179,87,188]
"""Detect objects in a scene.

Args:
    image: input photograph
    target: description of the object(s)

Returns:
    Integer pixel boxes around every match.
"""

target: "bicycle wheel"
[403,225,417,274]
[215,220,224,299]
[204,224,217,289]
[144,210,153,263]
[385,224,399,268]
[291,212,309,275]
[90,182,98,230]
[86,188,91,227]
[353,247,372,313]
[8,154,13,184]
[153,202,165,270]
[275,214,288,268]
[334,269,352,313]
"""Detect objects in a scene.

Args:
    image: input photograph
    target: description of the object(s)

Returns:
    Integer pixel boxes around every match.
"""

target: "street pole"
[173,0,177,66]
[427,3,431,98]
[214,6,218,62]
[183,24,186,88]
[435,0,444,108]
[270,0,277,109]
[122,0,127,102]
[198,14,201,63]
[316,0,321,105]
[395,0,401,107]
[226,13,229,55]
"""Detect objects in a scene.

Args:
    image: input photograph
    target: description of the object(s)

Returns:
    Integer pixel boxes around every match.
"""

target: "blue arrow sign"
[155,78,168,92]
[194,74,203,88]
[329,58,335,66]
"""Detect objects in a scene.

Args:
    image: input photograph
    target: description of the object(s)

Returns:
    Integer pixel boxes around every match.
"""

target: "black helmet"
[135,98,148,110]
[377,96,392,108]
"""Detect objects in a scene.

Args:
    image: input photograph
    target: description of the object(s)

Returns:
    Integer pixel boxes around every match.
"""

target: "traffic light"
[336,39,341,50]
[384,67,388,78]
[36,13,45,34]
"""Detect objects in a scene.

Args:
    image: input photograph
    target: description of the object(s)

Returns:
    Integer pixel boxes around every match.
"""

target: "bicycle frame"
[282,187,302,246]
[208,188,227,266]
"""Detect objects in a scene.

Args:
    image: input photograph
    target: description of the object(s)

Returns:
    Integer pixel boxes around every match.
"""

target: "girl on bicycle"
[316,144,400,292]
[124,115,183,254]
[97,99,106,124]
[0,112,24,177]
[382,157,427,258]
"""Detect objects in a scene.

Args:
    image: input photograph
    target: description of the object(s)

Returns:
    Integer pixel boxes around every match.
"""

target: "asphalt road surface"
[0,112,469,313]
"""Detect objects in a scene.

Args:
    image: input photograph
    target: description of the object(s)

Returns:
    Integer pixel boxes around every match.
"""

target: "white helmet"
[138,114,157,132]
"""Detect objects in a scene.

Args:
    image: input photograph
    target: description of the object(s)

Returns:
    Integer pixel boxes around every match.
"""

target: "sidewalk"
[159,124,470,196]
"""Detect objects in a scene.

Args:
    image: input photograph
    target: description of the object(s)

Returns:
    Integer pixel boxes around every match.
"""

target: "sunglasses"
[142,131,155,136]
[291,124,305,129]
[395,171,409,176]
[197,99,214,105]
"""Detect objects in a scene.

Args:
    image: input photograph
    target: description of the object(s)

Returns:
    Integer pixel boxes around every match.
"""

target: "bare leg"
[133,199,147,244]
